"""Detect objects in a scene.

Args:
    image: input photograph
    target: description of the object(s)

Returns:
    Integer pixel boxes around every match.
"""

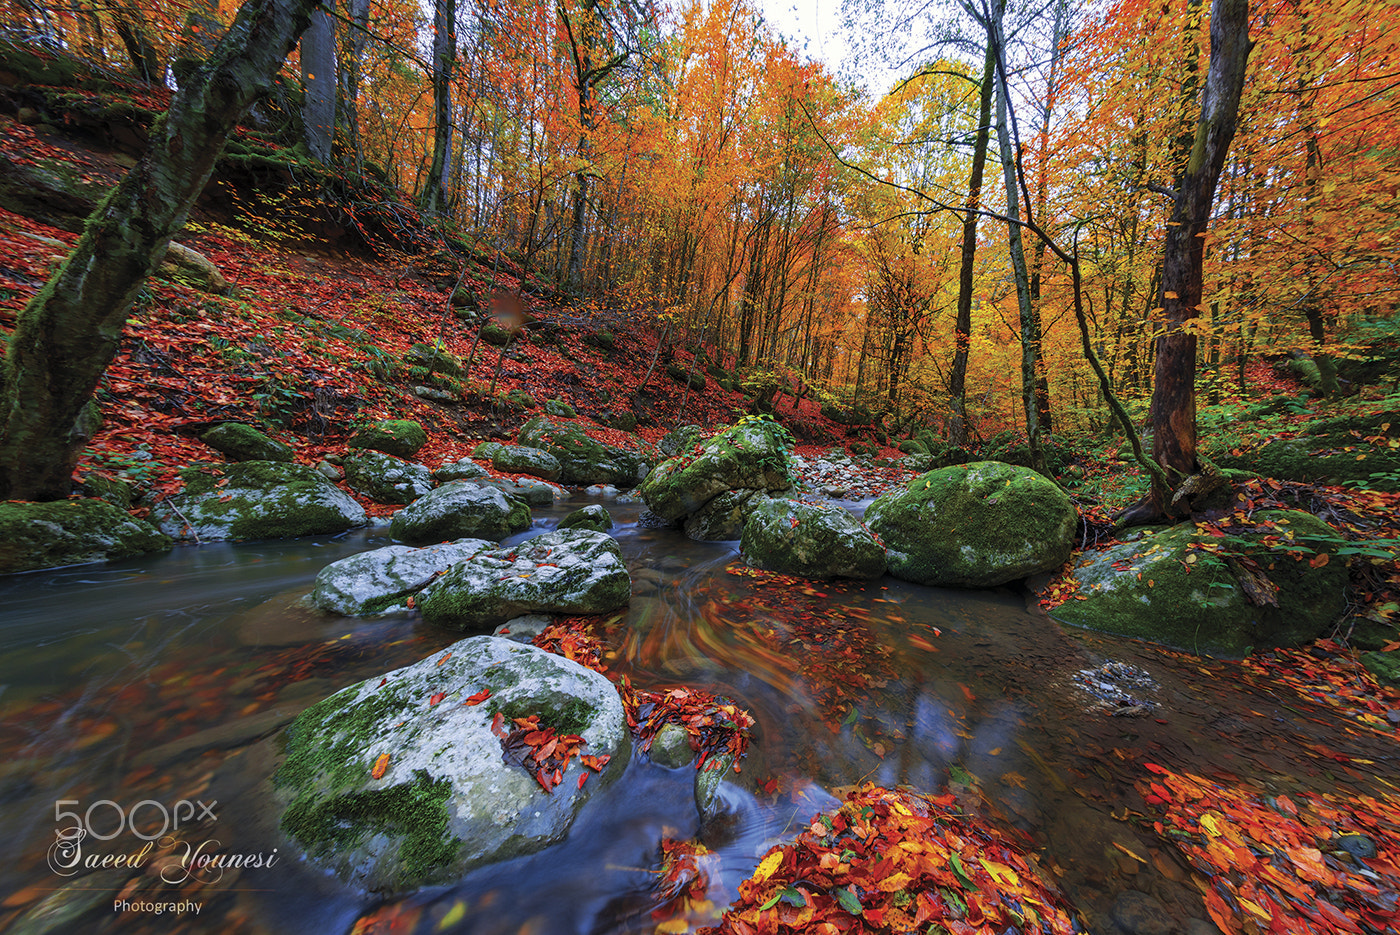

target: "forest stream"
[0,496,1394,935]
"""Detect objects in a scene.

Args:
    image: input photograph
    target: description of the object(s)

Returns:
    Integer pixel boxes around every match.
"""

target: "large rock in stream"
[342,450,435,505]
[639,418,794,540]
[866,460,1076,587]
[517,415,650,486]
[417,528,631,629]
[741,499,885,579]
[274,636,629,892]
[1050,510,1348,657]
[152,461,368,541]
[311,539,492,615]
[0,498,171,574]
[389,481,531,544]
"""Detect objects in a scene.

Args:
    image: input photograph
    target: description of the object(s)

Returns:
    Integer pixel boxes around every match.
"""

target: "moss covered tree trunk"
[0,0,318,502]
[1122,0,1252,526]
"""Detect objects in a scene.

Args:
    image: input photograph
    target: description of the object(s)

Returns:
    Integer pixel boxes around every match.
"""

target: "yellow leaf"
[1199,813,1222,837]
[978,858,1021,886]
[1164,291,1179,299]
[877,871,914,892]
[753,849,784,885]
[654,920,690,934]
[437,901,468,931]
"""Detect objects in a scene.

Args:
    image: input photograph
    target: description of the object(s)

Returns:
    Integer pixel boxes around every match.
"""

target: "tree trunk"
[0,0,319,502]
[1128,0,1252,524]
[338,0,372,174]
[301,0,337,164]
[948,44,996,448]
[421,0,457,215]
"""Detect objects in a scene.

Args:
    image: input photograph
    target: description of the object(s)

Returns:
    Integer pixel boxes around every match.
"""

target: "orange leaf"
[1307,552,1329,568]
[462,689,491,706]
[428,691,446,706]
[370,753,390,780]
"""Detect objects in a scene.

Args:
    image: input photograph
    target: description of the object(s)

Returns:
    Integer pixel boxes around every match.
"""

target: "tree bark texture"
[301,0,337,164]
[422,0,457,214]
[0,0,319,501]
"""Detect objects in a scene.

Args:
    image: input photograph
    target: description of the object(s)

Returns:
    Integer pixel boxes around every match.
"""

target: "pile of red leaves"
[489,711,610,793]
[532,615,756,772]
[1237,639,1400,738]
[697,784,1078,935]
[1138,762,1400,935]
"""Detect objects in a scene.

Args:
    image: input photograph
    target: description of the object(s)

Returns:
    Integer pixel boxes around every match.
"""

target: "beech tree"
[0,0,319,501]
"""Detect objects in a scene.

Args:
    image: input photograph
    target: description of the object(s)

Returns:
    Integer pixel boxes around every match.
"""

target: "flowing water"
[0,498,1393,935]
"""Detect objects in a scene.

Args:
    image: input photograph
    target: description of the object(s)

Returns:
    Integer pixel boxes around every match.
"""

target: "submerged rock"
[275,636,628,892]
[389,481,531,545]
[0,498,171,574]
[153,461,368,542]
[417,529,631,629]
[342,450,435,505]
[741,499,886,579]
[311,539,492,615]
[1050,510,1348,657]
[866,460,1075,587]
[558,504,613,533]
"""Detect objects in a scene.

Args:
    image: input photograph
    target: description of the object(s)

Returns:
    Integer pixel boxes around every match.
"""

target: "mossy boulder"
[349,420,428,459]
[404,343,463,378]
[477,477,559,506]
[491,445,562,482]
[544,398,576,418]
[480,323,513,346]
[389,482,531,545]
[866,461,1076,587]
[1213,438,1400,491]
[200,423,294,462]
[432,458,488,482]
[342,451,435,505]
[658,424,707,457]
[665,361,706,390]
[417,529,631,630]
[274,637,628,892]
[638,418,794,524]
[683,489,773,541]
[583,330,615,351]
[1361,651,1400,687]
[517,416,650,486]
[471,441,506,461]
[0,499,172,574]
[559,504,612,533]
[1050,510,1349,657]
[153,462,368,542]
[741,500,886,579]
[311,540,491,615]
[503,388,537,410]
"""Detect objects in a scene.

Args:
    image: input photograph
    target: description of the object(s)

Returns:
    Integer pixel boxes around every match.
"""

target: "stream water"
[0,497,1394,935]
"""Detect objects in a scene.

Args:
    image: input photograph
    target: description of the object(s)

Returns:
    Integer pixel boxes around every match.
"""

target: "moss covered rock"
[639,418,793,523]
[433,458,488,482]
[544,398,576,418]
[1050,510,1349,657]
[404,342,463,378]
[342,451,435,505]
[665,361,706,390]
[682,489,772,541]
[477,477,559,506]
[866,461,1076,587]
[390,482,530,545]
[491,445,562,481]
[0,498,171,574]
[153,462,368,542]
[311,540,491,615]
[1361,650,1400,687]
[741,500,886,579]
[1213,437,1400,491]
[348,420,428,458]
[518,416,650,486]
[200,423,294,462]
[658,423,707,457]
[558,504,612,533]
[275,636,628,892]
[417,529,631,629]
[480,323,513,346]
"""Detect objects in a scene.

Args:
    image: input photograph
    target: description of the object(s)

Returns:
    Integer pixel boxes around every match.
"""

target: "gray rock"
[433,458,488,482]
[741,499,885,578]
[683,489,772,541]
[559,504,613,533]
[658,424,707,457]
[649,723,693,768]
[314,459,343,481]
[639,419,793,523]
[413,385,458,403]
[200,422,294,462]
[492,614,553,643]
[389,482,531,545]
[275,637,628,892]
[866,461,1075,588]
[417,529,631,630]
[584,484,621,498]
[0,498,171,575]
[1335,833,1377,860]
[479,476,559,506]
[492,445,562,481]
[311,539,491,615]
[696,751,736,821]
[343,450,435,505]
[153,461,368,542]
[471,441,506,461]
[518,415,651,486]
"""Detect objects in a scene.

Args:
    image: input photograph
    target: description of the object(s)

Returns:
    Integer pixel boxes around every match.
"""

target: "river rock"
[342,450,435,505]
[200,422,294,462]
[741,499,886,578]
[478,476,559,506]
[559,504,612,532]
[681,489,773,541]
[275,636,628,892]
[517,415,651,486]
[492,445,562,481]
[433,458,488,482]
[389,481,531,545]
[493,614,553,643]
[0,498,172,574]
[417,529,631,629]
[1361,650,1399,686]
[658,423,707,457]
[1050,510,1348,657]
[348,419,428,458]
[153,461,368,541]
[866,460,1076,587]
[640,418,794,524]
[471,441,506,461]
[311,539,492,615]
